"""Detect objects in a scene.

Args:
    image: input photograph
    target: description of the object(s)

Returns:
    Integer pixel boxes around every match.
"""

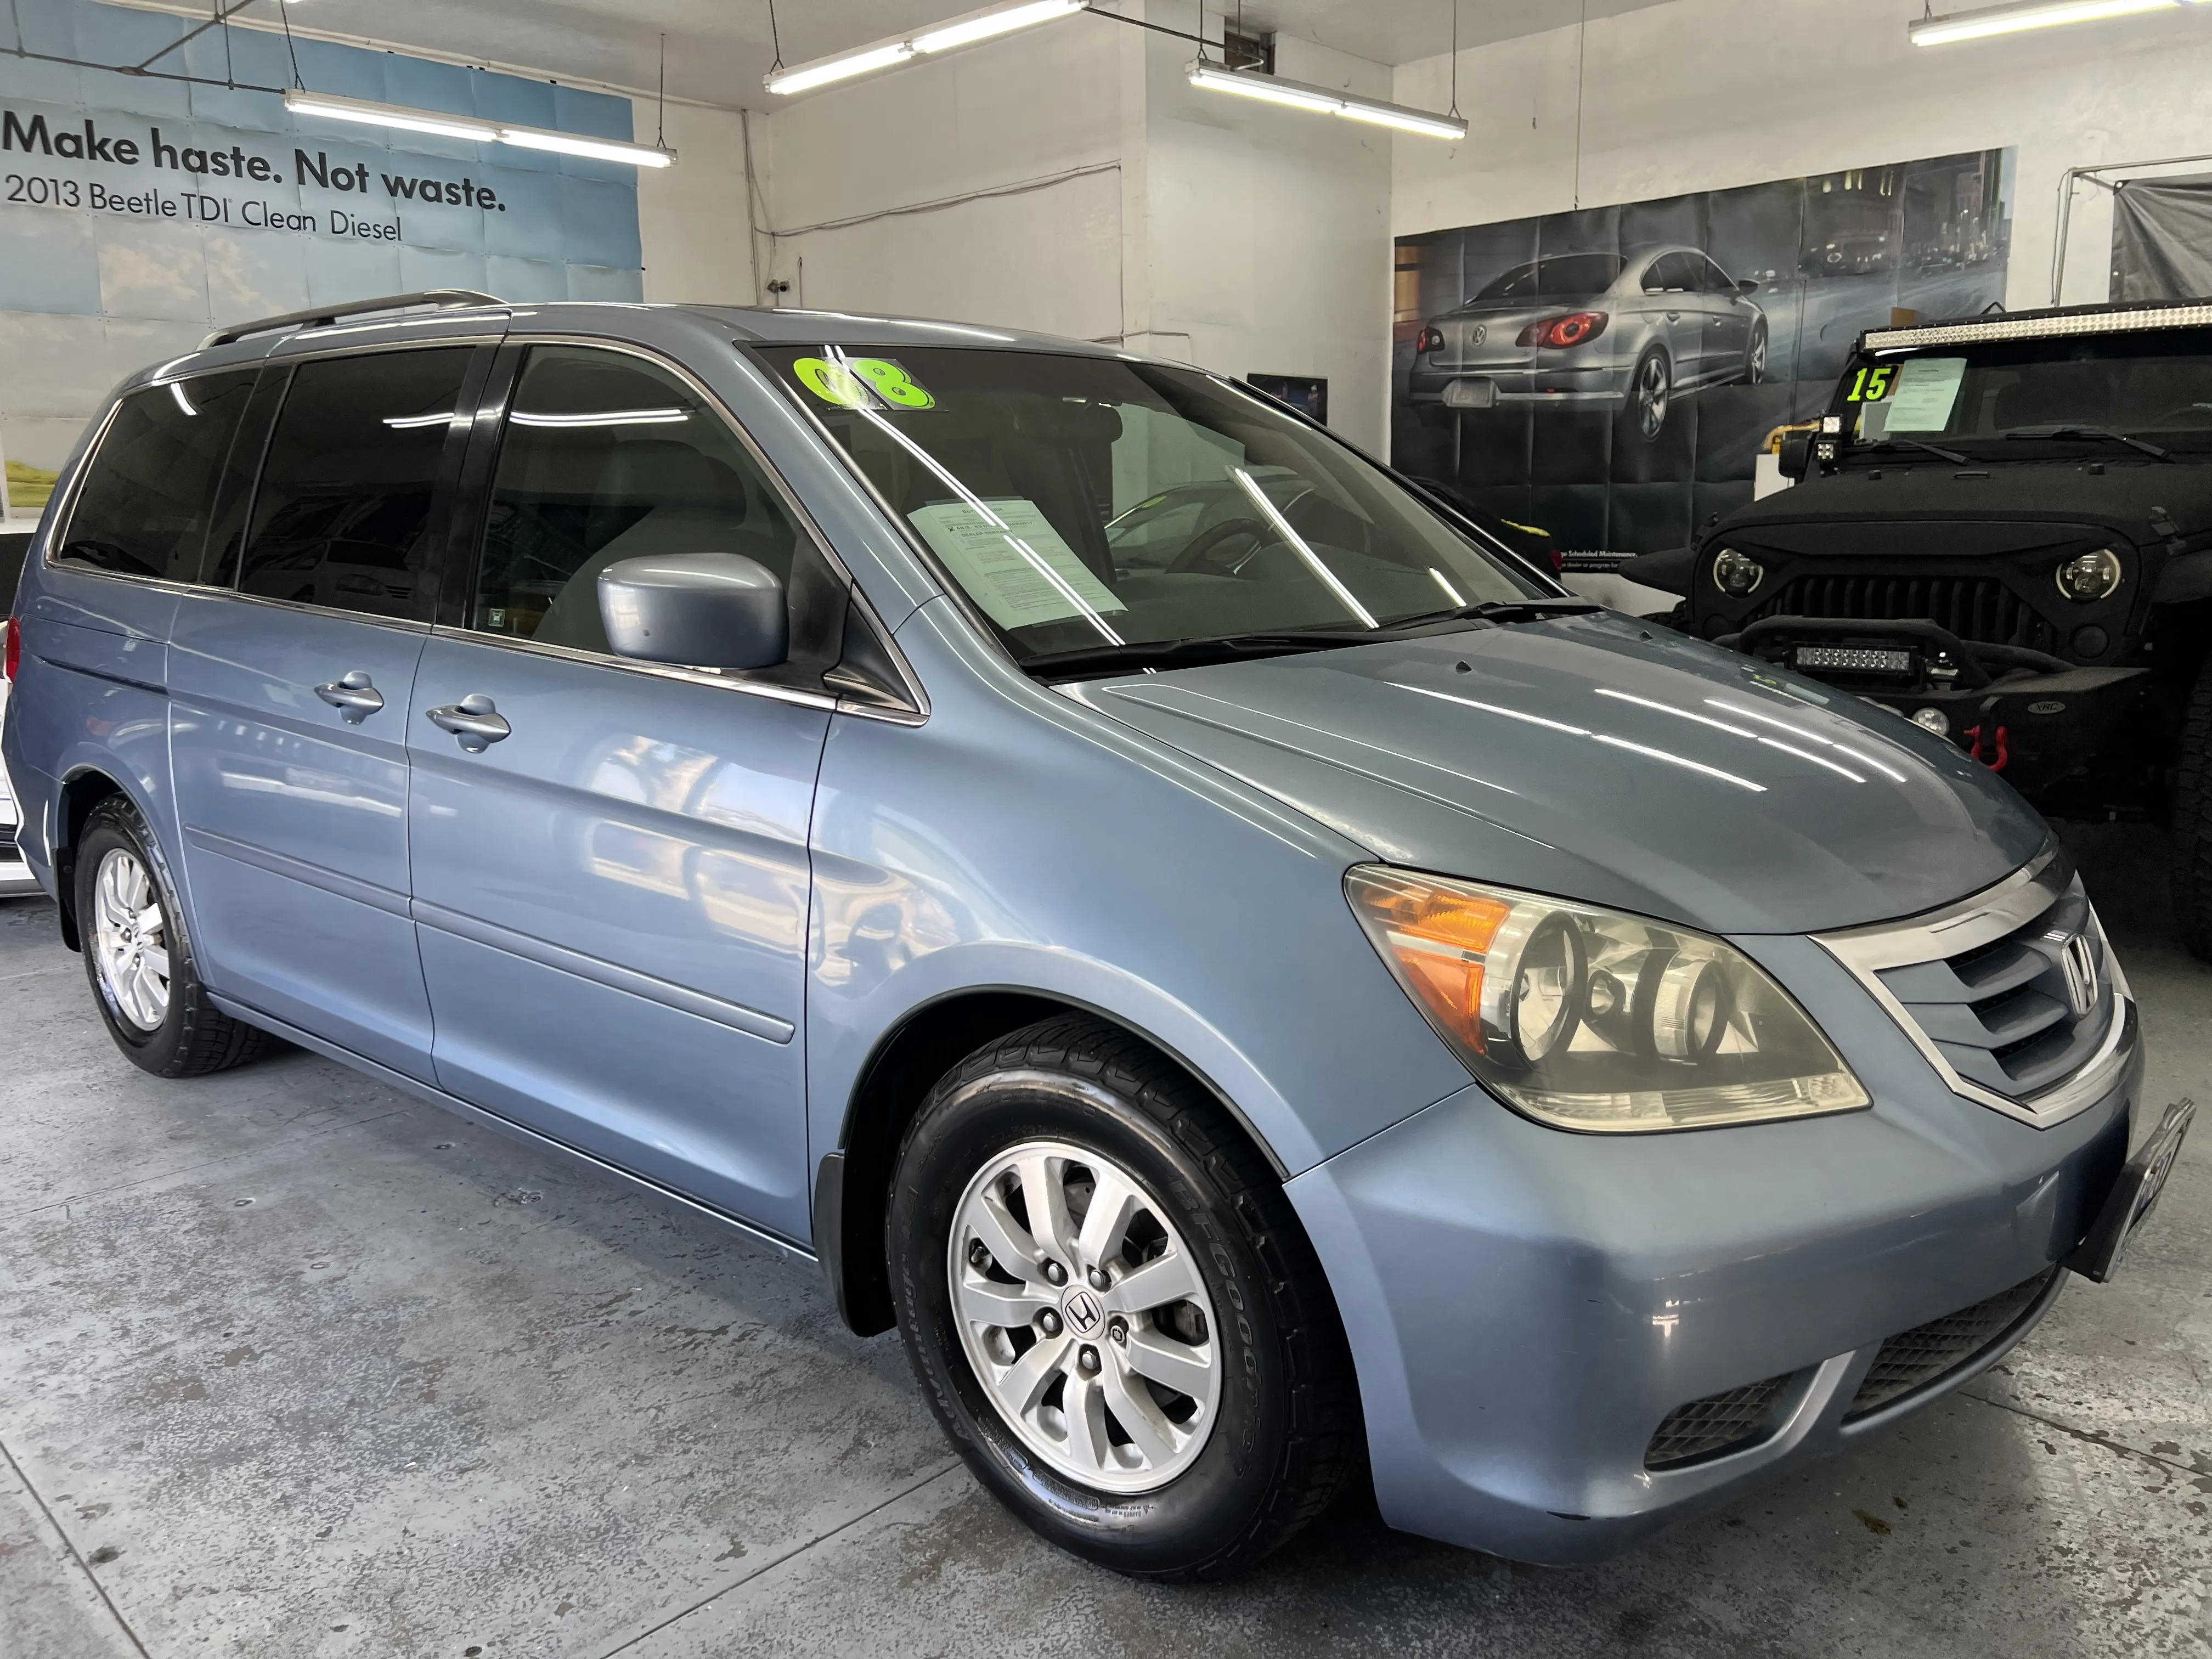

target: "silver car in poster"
[1409,246,1768,439]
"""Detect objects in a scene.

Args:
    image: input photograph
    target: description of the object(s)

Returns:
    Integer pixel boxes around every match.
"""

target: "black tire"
[887,1015,1361,1581]
[1623,345,1672,442]
[74,794,273,1077]
[1742,319,1768,386]
[2174,656,2212,962]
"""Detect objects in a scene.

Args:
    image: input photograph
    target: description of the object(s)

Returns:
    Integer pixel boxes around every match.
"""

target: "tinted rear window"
[1474,255,1626,302]
[239,348,475,618]
[56,373,256,582]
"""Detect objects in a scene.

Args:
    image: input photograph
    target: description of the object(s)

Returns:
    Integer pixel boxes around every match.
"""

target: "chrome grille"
[1816,851,2134,1127]
[1749,573,2059,654]
[1644,1373,1795,1468]
[1844,1268,2057,1419]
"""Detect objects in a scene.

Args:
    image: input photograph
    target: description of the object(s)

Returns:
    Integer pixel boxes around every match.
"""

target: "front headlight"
[1346,867,1871,1133]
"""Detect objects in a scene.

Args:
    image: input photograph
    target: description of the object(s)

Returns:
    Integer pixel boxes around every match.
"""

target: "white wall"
[1389,0,2212,311]
[1132,27,1395,449]
[716,5,1397,448]
[748,19,1125,342]
[634,102,757,306]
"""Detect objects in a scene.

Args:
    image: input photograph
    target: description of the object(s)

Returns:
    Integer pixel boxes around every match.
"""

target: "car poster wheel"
[1746,324,1768,385]
[947,1137,1221,1494]
[1634,349,1671,440]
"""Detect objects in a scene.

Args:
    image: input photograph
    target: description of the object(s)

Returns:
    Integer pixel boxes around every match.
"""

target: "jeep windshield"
[756,345,1546,675]
[1839,324,2212,455]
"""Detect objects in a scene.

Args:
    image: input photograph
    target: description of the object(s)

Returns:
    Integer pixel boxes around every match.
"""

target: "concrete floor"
[2,824,2207,1659]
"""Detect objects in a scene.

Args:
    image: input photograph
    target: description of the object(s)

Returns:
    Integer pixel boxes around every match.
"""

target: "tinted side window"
[239,348,473,619]
[471,346,804,655]
[57,373,256,582]
[1642,253,1696,293]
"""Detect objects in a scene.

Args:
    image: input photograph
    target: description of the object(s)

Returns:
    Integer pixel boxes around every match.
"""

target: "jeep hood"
[1069,613,2045,935]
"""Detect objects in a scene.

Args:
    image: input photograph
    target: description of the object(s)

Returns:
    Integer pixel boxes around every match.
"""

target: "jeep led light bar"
[1866,302,2212,350]
[1908,0,2193,47]
[1185,61,1468,140]
[766,0,1090,95]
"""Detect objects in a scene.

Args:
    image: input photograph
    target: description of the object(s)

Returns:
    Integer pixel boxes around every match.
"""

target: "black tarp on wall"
[2111,174,2212,303]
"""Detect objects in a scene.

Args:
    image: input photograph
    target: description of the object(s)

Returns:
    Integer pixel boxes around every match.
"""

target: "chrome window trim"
[456,331,930,725]
[1814,849,2135,1128]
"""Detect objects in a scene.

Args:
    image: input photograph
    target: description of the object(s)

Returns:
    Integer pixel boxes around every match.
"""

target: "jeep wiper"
[2004,424,2174,461]
[1866,436,1973,466]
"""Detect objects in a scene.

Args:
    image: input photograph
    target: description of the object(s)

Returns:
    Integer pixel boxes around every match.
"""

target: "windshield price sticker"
[794,356,936,410]
[909,498,1127,631]
[1878,356,1967,432]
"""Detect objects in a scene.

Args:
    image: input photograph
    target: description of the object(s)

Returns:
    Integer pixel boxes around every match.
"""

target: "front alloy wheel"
[889,1016,1360,1580]
[949,1139,1220,1492]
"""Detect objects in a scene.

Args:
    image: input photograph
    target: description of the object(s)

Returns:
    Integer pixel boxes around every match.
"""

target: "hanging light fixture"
[766,0,1090,95]
[1909,0,2183,46]
[1185,61,1467,140]
[282,89,676,167]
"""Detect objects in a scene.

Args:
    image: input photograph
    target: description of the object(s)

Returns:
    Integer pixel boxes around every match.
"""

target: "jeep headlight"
[2055,548,2122,603]
[1347,868,1871,1132]
[1711,547,1765,597]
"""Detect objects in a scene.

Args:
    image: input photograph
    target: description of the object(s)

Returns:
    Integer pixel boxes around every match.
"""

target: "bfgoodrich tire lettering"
[887,1015,1359,1581]
[74,794,274,1077]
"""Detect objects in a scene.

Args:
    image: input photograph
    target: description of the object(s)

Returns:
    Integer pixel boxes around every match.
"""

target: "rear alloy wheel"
[2174,654,2212,962]
[888,1015,1360,1581]
[1628,345,1672,441]
[74,794,273,1076]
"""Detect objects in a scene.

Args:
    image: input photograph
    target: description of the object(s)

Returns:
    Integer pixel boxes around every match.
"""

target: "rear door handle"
[314,670,384,723]
[426,693,511,753]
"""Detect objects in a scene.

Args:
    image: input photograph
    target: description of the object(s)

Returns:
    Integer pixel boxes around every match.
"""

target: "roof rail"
[200,289,504,350]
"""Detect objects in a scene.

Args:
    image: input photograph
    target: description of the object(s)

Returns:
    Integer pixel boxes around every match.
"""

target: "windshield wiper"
[2003,425,2174,461]
[1866,436,1973,466]
[1024,601,1605,680]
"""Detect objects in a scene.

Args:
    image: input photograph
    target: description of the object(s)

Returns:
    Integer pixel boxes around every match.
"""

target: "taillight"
[2,619,16,682]
[1517,311,1608,349]
[1416,326,1444,354]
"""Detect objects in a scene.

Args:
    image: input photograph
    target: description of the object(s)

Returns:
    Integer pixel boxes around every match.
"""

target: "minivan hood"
[1071,614,2044,935]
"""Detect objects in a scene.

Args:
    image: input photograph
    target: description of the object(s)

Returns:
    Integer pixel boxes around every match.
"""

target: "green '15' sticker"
[794,356,936,410]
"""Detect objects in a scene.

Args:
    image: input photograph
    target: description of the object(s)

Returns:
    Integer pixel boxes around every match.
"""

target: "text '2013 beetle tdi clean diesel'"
[0,294,2190,1581]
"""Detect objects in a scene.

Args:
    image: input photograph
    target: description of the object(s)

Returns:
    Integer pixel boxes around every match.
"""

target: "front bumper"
[1286,985,2140,1564]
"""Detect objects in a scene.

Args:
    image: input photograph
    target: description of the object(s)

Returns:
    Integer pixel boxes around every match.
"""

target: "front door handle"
[426,693,511,753]
[1666,310,1682,321]
[314,670,384,723]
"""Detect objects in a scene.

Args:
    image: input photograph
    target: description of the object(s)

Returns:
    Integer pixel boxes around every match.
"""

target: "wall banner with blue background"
[2,0,646,518]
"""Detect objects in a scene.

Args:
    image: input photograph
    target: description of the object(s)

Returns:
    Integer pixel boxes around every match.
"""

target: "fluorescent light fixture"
[1908,0,2174,46]
[768,0,1090,94]
[769,41,917,94]
[913,0,1087,53]
[170,382,198,417]
[1186,60,1467,140]
[283,88,675,167]
[495,125,676,167]
[382,411,461,428]
[284,89,497,142]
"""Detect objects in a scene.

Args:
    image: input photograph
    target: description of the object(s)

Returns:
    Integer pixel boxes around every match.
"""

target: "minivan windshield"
[756,346,1543,670]
[1842,325,2212,452]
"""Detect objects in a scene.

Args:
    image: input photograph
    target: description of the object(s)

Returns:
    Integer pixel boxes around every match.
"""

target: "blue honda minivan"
[0,293,2188,1580]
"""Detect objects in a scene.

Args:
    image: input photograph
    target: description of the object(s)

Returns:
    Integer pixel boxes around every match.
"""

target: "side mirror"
[1776,431,1813,481]
[599,551,788,670]
[1735,278,1760,296]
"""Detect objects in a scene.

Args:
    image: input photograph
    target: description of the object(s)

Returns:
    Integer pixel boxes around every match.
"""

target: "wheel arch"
[50,763,137,952]
[816,986,1289,1339]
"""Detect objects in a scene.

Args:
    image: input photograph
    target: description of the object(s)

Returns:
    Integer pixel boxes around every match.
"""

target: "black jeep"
[1627,300,2212,960]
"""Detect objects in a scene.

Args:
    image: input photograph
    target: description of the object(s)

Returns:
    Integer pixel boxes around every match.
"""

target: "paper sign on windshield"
[909,498,1127,631]
[1881,356,1967,432]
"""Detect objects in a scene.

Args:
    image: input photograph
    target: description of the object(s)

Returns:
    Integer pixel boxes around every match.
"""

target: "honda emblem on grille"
[2060,933,2100,1019]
